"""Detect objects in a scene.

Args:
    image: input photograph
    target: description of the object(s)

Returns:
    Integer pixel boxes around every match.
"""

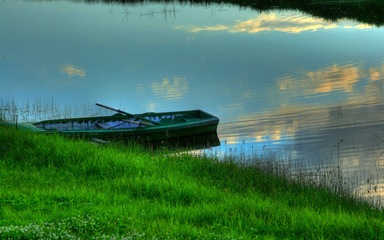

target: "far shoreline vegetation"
[77,0,384,26]
[21,0,384,26]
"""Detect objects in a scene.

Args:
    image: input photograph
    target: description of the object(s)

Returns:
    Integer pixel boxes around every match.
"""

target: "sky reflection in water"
[1,0,384,204]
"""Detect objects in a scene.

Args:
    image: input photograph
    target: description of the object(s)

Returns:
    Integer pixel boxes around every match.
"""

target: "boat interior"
[33,111,213,131]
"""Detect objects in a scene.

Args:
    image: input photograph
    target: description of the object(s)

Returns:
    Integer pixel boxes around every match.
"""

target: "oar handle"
[96,103,133,116]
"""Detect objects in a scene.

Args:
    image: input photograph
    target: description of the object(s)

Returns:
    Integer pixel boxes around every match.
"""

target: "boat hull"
[5,110,219,143]
[48,118,219,141]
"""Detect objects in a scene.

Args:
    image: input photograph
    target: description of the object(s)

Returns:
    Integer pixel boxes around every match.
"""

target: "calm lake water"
[1,0,384,205]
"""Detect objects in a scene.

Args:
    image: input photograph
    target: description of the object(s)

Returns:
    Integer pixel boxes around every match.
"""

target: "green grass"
[0,126,383,239]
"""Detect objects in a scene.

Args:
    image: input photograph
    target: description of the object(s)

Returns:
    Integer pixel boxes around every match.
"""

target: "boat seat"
[95,122,110,129]
[95,121,141,129]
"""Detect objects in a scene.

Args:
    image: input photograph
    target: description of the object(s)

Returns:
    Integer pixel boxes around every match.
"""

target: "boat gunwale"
[32,109,219,134]
[34,109,217,125]
[48,117,219,134]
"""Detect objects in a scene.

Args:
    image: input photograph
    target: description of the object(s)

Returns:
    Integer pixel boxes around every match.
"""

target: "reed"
[1,126,383,239]
[0,98,113,122]
[218,139,384,208]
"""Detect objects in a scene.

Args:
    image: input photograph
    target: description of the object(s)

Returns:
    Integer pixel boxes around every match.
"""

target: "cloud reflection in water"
[60,64,86,78]
[277,63,362,96]
[150,77,189,101]
[219,61,384,164]
[175,12,371,34]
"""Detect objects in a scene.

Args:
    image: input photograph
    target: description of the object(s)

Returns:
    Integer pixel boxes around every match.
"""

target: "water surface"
[1,0,384,205]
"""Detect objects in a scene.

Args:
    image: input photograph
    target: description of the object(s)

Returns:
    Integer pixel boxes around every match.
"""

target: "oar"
[96,103,134,117]
[96,103,162,126]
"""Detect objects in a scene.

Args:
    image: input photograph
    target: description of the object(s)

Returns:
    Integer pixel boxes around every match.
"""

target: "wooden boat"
[3,104,220,143]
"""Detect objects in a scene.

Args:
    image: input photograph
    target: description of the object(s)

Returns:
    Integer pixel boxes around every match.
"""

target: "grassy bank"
[0,126,383,239]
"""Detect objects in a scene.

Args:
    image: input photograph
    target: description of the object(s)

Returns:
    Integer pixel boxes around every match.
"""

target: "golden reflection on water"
[218,102,384,206]
[136,76,189,101]
[369,64,384,81]
[354,183,384,207]
[276,62,384,104]
[151,77,189,100]
[219,106,310,145]
[218,61,384,151]
[59,64,86,78]
[277,63,362,95]
[175,12,372,34]
[230,13,338,34]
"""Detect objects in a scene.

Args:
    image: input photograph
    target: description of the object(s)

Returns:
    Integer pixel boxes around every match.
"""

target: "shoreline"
[1,126,383,239]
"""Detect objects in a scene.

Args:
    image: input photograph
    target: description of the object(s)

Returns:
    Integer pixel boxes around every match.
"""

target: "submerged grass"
[1,126,384,239]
